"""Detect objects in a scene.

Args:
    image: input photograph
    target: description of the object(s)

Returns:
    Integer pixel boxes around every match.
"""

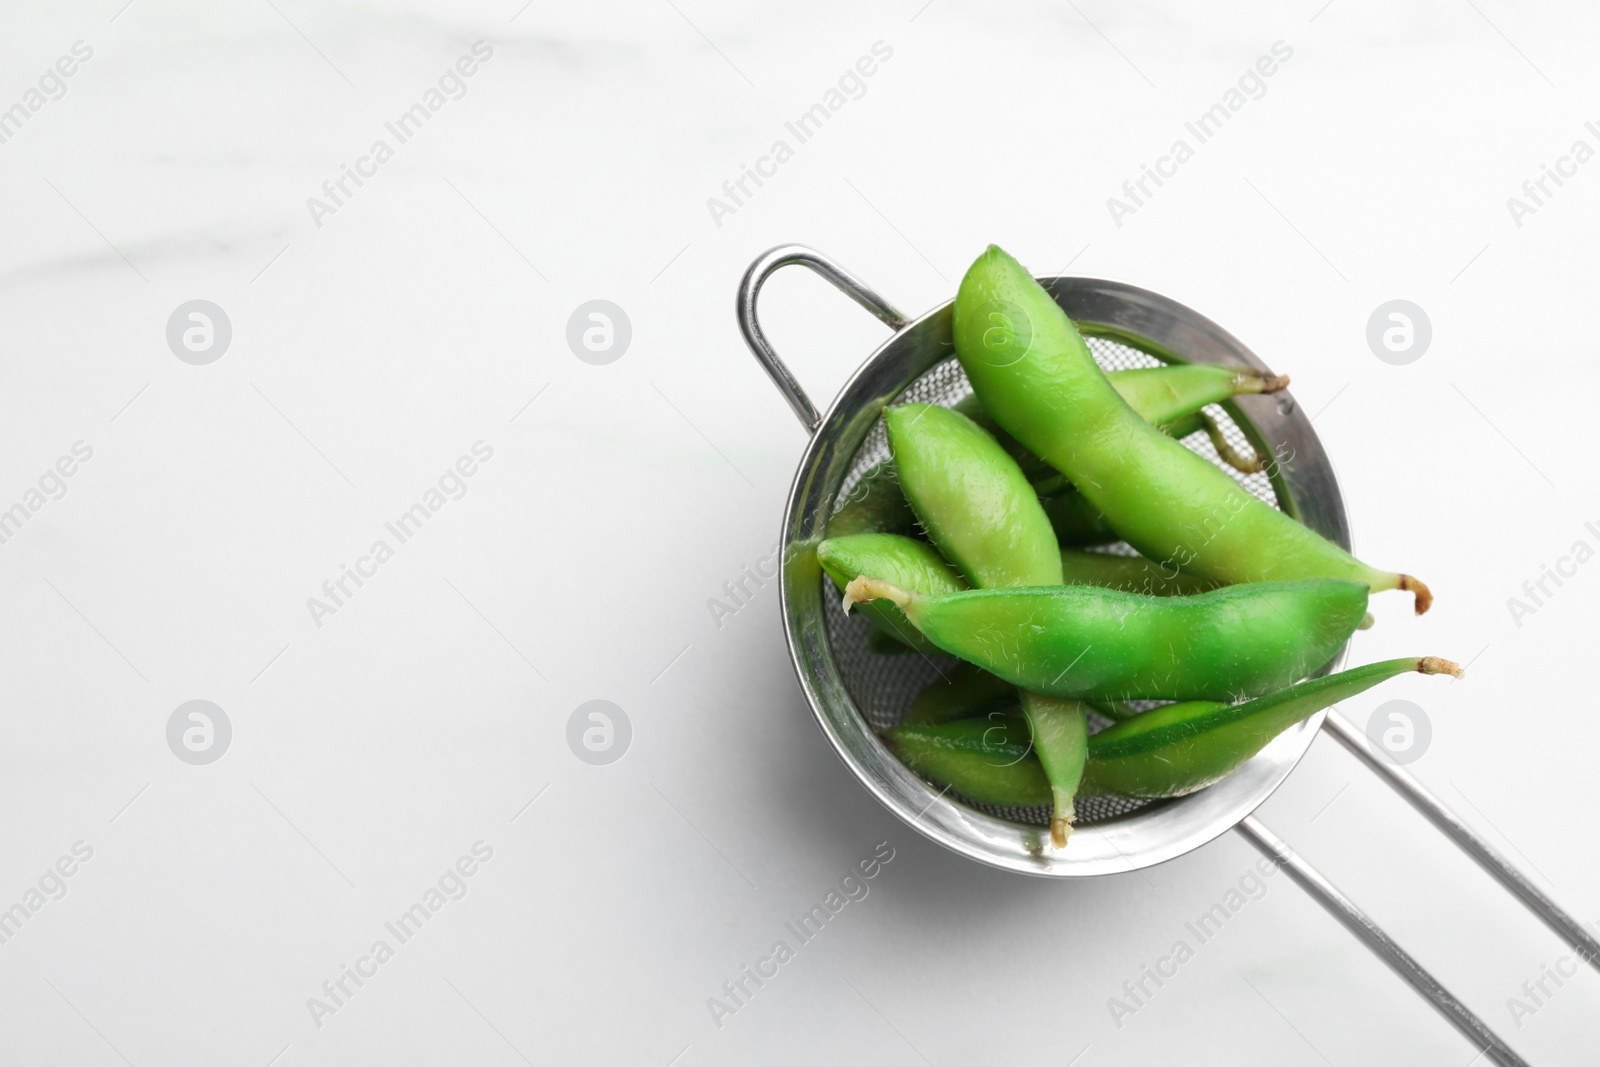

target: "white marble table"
[1,0,1595,1063]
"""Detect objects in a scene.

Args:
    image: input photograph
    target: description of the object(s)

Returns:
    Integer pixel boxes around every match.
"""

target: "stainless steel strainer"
[739,244,1596,1066]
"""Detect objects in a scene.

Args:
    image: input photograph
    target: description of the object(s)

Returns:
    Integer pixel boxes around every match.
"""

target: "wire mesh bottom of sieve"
[819,334,1283,829]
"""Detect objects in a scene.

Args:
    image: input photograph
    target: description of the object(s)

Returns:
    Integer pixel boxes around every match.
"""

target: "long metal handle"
[736,244,910,432]
[1323,708,1600,971]
[1236,817,1530,1067]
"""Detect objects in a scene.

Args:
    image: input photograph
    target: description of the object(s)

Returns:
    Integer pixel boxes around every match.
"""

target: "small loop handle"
[736,245,910,433]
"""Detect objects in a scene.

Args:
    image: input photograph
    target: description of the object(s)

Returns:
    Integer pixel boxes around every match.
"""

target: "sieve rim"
[760,259,1351,877]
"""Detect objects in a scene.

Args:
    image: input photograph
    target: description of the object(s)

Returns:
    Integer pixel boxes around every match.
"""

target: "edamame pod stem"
[1162,410,1271,474]
[885,401,1083,845]
[1058,548,1222,596]
[817,533,964,657]
[953,245,1432,613]
[885,657,1459,806]
[843,577,1369,700]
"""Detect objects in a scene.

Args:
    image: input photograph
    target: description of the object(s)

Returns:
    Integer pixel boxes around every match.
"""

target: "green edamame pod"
[1040,412,1268,545]
[953,245,1432,613]
[829,363,1284,537]
[1103,364,1289,430]
[884,401,1084,845]
[884,713,1052,808]
[903,662,1015,725]
[885,403,1063,588]
[1081,656,1461,797]
[886,657,1459,806]
[1023,692,1087,843]
[878,581,1320,686]
[953,365,1284,479]
[904,672,1141,726]
[1058,548,1221,596]
[843,576,1369,701]
[817,533,963,656]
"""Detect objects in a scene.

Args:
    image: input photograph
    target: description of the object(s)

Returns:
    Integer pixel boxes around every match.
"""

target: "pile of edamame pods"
[822,245,1454,849]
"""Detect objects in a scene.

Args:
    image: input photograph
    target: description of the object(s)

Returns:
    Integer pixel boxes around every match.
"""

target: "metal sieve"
[739,245,1596,1067]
